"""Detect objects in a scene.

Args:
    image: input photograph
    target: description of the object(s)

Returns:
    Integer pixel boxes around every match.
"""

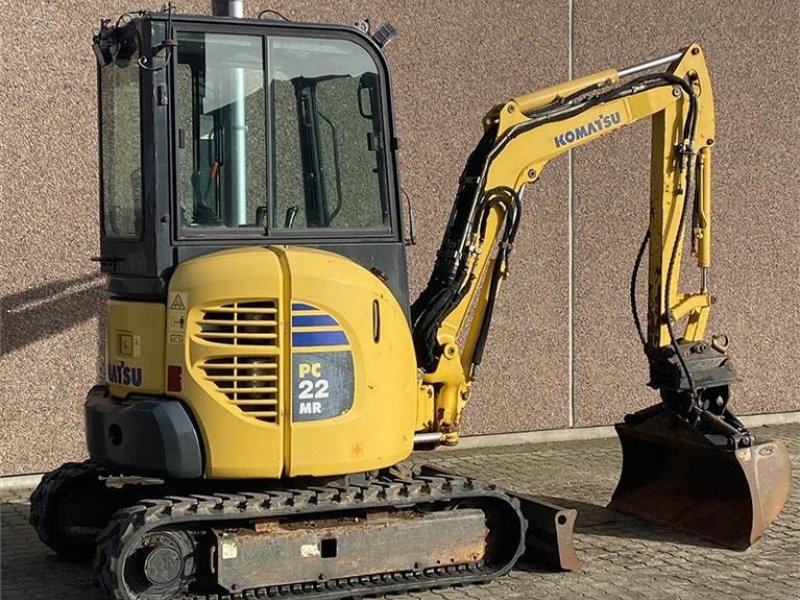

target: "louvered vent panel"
[198,356,279,423]
[195,300,280,424]
[197,301,278,346]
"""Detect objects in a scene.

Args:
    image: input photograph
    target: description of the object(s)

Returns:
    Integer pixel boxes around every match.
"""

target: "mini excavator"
[30,4,791,599]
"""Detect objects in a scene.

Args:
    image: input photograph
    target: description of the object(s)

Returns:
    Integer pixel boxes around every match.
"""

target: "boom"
[412,44,739,446]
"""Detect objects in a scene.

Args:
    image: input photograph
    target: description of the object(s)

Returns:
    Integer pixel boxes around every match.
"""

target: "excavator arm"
[412,44,791,551]
[413,43,725,443]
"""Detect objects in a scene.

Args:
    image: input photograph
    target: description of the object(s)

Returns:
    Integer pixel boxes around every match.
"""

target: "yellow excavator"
[30,4,791,599]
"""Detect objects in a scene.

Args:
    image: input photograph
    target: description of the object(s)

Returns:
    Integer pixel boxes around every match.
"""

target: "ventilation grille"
[198,356,279,423]
[197,301,278,346]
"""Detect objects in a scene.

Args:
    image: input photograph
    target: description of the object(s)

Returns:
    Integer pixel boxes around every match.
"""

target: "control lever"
[285,206,299,228]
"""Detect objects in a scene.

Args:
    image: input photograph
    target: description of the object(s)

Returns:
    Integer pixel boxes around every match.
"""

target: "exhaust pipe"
[211,0,247,227]
[211,0,243,17]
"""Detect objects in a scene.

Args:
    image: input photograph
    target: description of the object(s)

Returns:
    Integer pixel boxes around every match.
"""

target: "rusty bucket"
[608,407,791,550]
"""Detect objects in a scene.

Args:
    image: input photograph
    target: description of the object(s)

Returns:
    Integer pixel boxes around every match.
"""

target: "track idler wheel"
[117,530,195,600]
[95,524,196,600]
[609,406,791,550]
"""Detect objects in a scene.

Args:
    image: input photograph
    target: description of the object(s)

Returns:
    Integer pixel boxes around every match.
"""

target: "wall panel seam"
[567,0,575,428]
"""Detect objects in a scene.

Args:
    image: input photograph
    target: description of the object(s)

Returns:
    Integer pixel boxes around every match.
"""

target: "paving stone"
[1,424,798,599]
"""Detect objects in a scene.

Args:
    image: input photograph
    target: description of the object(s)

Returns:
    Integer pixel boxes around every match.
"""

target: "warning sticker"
[167,292,188,344]
[169,294,186,311]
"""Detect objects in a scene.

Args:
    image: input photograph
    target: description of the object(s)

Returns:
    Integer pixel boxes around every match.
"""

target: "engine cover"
[165,246,418,479]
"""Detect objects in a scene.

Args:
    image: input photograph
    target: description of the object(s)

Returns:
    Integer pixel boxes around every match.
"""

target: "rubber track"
[29,460,108,556]
[95,466,527,600]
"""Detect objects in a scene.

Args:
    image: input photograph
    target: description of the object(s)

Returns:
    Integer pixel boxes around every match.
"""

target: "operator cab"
[95,10,409,308]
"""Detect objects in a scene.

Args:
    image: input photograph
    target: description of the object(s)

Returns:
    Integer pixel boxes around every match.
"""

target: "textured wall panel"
[383,1,571,435]
[0,0,146,475]
[572,0,800,425]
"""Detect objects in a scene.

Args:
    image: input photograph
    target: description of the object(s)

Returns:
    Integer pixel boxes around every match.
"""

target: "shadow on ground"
[534,495,722,549]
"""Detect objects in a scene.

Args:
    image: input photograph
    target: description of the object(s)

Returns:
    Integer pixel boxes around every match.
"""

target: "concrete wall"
[1,0,797,475]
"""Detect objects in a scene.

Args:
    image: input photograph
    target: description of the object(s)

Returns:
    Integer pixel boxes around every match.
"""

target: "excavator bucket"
[609,407,791,550]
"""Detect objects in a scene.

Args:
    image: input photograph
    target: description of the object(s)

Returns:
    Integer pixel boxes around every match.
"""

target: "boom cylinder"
[619,50,683,78]
[696,147,712,268]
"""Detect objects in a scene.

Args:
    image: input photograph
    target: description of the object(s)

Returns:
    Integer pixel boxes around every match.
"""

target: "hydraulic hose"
[630,229,650,349]
[413,72,699,379]
[471,187,522,373]
[662,87,699,396]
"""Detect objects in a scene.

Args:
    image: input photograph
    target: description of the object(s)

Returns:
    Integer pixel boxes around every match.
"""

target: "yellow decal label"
[169,295,186,310]
[221,541,238,560]
[300,544,321,558]
[167,292,188,345]
[117,333,141,358]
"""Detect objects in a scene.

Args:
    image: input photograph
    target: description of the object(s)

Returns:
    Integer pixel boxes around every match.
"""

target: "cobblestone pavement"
[2,424,798,600]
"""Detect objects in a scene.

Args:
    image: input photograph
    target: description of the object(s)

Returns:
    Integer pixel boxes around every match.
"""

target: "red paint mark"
[167,365,183,392]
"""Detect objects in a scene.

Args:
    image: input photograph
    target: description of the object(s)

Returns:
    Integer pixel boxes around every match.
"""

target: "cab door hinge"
[91,255,125,270]
[157,84,169,106]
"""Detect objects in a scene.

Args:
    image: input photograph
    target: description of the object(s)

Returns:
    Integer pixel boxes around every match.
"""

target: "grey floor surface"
[2,424,798,599]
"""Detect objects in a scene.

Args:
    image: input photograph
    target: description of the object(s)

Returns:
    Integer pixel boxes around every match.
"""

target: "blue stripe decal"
[292,303,317,311]
[292,314,338,327]
[292,331,348,347]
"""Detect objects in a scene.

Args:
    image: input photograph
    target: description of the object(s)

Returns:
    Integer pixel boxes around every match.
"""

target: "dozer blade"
[514,493,581,571]
[609,408,791,550]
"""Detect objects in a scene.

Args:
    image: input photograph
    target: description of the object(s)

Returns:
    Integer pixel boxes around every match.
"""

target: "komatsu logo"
[554,112,622,148]
[108,361,143,387]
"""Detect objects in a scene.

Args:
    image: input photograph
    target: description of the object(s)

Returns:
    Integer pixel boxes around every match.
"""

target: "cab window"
[174,31,390,237]
[176,32,267,233]
[268,36,389,231]
[100,46,143,239]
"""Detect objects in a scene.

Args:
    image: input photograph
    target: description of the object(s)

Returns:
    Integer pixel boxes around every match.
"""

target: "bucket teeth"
[609,408,791,550]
